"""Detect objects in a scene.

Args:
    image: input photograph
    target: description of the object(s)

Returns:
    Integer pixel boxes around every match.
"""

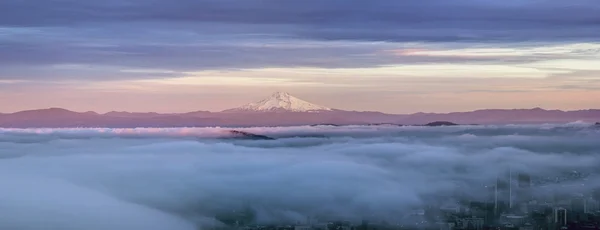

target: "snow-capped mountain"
[223,92,333,113]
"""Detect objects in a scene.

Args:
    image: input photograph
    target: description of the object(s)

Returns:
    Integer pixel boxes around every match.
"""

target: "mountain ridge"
[1,92,599,127]
[1,107,598,128]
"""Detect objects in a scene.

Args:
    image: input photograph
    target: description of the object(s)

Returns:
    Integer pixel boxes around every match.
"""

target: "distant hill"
[1,93,599,128]
[400,108,600,125]
[424,121,459,127]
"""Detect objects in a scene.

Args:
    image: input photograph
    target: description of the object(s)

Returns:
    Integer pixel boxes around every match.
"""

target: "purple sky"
[1,0,599,113]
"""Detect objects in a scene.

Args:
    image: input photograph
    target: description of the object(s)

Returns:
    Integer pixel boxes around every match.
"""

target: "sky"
[1,0,600,113]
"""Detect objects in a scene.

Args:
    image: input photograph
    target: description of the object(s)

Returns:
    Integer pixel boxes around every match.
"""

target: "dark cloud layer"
[1,0,599,81]
[2,0,599,41]
[1,124,600,229]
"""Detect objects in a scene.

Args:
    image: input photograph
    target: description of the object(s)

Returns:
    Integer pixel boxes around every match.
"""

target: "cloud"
[0,33,401,81]
[1,0,599,43]
[1,124,600,229]
[0,175,195,230]
[1,0,599,82]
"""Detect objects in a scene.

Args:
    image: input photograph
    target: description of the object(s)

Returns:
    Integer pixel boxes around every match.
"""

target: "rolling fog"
[1,123,599,230]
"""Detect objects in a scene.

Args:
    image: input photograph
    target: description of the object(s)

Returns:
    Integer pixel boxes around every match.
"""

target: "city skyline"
[1,1,600,113]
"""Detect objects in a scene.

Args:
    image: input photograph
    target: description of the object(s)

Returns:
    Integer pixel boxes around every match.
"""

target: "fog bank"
[0,123,599,229]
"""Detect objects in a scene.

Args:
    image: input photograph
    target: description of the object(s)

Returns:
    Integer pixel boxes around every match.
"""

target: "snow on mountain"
[223,92,333,113]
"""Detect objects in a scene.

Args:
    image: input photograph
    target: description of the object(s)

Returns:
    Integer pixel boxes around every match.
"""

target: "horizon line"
[2,106,599,116]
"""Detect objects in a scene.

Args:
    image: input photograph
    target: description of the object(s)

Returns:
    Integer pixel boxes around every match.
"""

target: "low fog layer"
[1,123,599,230]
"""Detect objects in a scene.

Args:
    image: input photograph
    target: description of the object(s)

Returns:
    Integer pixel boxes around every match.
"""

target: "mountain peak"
[223,92,332,113]
[272,91,291,97]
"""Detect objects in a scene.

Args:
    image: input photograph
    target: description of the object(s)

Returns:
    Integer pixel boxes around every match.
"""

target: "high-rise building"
[495,168,514,215]
[517,173,531,188]
[593,188,600,201]
[516,173,532,205]
[554,207,568,228]
[571,197,587,222]
[456,217,484,230]
[585,198,600,214]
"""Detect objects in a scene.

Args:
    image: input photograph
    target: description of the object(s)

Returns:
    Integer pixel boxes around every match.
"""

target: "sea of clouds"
[1,123,599,230]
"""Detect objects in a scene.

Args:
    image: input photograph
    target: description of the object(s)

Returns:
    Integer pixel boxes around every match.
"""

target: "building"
[586,198,600,214]
[456,217,484,230]
[500,214,527,227]
[517,173,532,203]
[517,173,531,188]
[294,226,312,230]
[518,222,534,230]
[554,207,568,228]
[496,168,514,215]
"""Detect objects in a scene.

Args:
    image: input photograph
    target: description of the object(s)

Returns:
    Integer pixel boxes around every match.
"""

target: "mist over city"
[1,123,600,229]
